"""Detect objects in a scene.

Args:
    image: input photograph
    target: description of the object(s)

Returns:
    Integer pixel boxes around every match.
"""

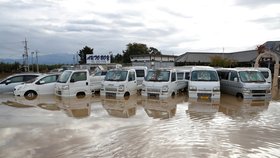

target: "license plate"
[106,92,116,97]
[200,96,209,99]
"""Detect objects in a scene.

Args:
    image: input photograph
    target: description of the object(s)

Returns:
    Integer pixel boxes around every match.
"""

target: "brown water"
[0,93,279,158]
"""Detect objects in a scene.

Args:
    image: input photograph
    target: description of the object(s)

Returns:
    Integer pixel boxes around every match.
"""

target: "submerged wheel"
[24,90,37,100]
[124,92,130,100]
[236,93,243,99]
[76,92,86,98]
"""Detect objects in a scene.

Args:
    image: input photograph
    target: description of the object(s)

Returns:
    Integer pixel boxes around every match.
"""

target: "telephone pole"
[36,50,39,72]
[31,52,34,72]
[23,38,29,72]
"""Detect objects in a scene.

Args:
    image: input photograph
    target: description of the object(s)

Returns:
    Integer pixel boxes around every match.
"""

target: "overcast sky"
[0,0,280,59]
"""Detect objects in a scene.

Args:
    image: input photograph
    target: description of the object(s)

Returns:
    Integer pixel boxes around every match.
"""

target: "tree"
[78,46,94,64]
[149,47,161,55]
[257,45,266,54]
[122,43,150,63]
[210,55,236,67]
[112,53,123,63]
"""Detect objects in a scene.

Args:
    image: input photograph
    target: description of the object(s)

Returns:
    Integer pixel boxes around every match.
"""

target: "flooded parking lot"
[0,93,280,158]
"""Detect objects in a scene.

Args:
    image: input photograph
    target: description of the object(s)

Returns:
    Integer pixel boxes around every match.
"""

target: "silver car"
[0,73,40,93]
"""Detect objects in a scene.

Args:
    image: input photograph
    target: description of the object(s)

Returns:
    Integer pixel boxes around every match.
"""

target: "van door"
[69,71,89,95]
[171,72,178,94]
[228,71,239,96]
[127,70,137,94]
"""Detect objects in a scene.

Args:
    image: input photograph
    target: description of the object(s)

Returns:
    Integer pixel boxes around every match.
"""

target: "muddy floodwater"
[0,93,280,158]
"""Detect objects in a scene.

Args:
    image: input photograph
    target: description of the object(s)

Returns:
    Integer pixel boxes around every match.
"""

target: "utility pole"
[36,50,39,72]
[23,38,29,72]
[31,52,34,72]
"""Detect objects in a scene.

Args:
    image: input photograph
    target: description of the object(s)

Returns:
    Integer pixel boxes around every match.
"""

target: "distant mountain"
[0,53,75,65]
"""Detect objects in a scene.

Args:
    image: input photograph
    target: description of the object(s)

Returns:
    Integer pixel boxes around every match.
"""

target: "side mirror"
[39,80,46,84]
[70,78,75,83]
[234,77,238,82]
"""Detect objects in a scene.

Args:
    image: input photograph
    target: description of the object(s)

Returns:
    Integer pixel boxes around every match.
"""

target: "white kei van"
[217,68,271,99]
[141,68,181,98]
[100,68,137,98]
[188,66,220,100]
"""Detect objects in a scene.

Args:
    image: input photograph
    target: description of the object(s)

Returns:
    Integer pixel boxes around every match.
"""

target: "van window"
[177,72,184,80]
[129,71,135,81]
[135,70,145,77]
[218,71,229,80]
[185,72,190,80]
[10,76,24,83]
[105,70,128,81]
[261,71,269,78]
[191,71,219,81]
[145,70,170,82]
[39,75,58,84]
[229,71,238,81]
[71,72,87,82]
[239,71,265,82]
[24,75,38,82]
[171,72,176,82]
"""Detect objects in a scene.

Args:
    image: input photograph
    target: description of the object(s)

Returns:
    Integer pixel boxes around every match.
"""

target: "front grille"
[105,87,117,91]
[252,90,266,93]
[147,88,160,93]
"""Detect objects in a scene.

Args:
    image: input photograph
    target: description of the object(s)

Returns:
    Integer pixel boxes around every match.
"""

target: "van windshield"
[105,70,128,81]
[57,71,72,83]
[239,71,265,82]
[191,70,219,81]
[145,70,170,82]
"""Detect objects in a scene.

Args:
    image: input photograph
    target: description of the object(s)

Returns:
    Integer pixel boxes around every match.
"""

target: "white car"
[14,73,59,100]
[0,73,40,93]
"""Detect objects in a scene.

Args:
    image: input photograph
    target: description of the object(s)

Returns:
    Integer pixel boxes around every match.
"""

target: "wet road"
[0,93,280,158]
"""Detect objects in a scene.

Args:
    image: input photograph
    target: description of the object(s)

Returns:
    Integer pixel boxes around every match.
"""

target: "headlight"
[162,85,169,92]
[243,88,251,94]
[62,85,69,90]
[118,85,124,92]
[213,86,220,92]
[189,86,197,91]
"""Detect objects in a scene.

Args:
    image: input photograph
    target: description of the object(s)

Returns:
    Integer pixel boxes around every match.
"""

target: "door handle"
[86,82,88,85]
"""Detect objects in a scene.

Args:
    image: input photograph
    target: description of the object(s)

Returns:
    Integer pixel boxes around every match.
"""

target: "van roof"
[191,66,216,71]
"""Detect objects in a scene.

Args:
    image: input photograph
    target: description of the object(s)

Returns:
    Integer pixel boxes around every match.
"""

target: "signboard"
[86,54,111,64]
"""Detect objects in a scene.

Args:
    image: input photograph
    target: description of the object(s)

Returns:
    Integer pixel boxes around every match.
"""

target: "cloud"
[251,15,280,30]
[234,0,280,8]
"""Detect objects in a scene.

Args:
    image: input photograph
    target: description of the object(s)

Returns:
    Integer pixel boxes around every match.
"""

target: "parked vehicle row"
[0,66,272,101]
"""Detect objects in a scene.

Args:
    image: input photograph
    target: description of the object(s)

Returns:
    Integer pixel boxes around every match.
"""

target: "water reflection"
[101,96,138,118]
[219,94,270,119]
[187,99,220,120]
[56,96,93,118]
[2,95,57,109]
[141,96,184,119]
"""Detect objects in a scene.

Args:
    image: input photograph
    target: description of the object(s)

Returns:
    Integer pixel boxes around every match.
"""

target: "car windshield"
[191,70,219,81]
[239,71,265,82]
[145,70,170,82]
[57,71,72,83]
[105,70,128,81]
